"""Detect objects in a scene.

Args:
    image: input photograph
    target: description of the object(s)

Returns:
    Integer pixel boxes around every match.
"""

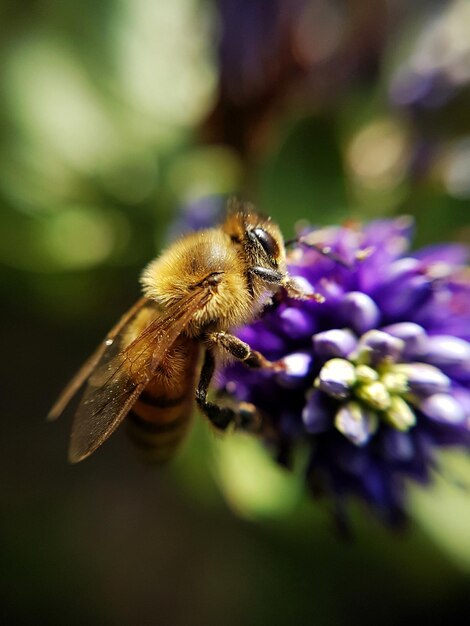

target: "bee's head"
[222,199,318,303]
[222,200,287,277]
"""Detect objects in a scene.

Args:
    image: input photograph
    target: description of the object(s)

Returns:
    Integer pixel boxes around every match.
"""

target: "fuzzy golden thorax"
[140,209,289,337]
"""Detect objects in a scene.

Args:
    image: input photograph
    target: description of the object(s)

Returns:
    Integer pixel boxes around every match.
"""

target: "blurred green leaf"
[258,116,349,232]
[411,451,470,572]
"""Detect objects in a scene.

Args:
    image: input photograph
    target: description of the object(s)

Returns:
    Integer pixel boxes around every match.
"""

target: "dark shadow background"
[1,1,469,624]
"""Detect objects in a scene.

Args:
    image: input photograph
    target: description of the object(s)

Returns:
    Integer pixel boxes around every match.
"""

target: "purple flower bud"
[312,329,357,359]
[340,292,380,335]
[372,258,432,318]
[380,371,408,395]
[237,325,285,359]
[356,381,391,411]
[381,322,427,358]
[316,358,356,400]
[384,276,432,319]
[277,353,312,388]
[384,257,421,281]
[393,362,451,396]
[422,336,470,370]
[278,307,316,339]
[357,330,405,365]
[420,394,466,424]
[453,386,470,418]
[385,396,416,431]
[335,402,378,446]
[355,365,379,384]
[302,390,332,434]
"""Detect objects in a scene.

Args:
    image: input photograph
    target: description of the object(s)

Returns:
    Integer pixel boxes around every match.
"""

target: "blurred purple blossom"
[390,1,470,112]
[388,1,470,183]
[208,0,396,154]
[167,196,226,240]
[216,0,306,105]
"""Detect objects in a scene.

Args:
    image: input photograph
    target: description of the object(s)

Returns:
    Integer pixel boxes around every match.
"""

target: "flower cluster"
[219,217,470,525]
[388,2,470,184]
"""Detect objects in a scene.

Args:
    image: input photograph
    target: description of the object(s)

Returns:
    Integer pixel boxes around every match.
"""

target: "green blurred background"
[1,1,469,624]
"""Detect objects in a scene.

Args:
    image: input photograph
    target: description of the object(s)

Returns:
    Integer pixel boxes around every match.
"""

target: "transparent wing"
[68,287,212,463]
[48,298,148,422]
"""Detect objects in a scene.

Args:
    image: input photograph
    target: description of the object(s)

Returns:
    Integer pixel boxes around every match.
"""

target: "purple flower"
[219,218,470,526]
[389,1,470,113]
[388,3,470,183]
[211,0,402,155]
[216,0,304,105]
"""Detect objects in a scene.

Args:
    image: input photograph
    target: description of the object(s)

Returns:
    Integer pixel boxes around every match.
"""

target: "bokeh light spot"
[444,137,470,198]
[43,206,118,270]
[347,118,410,190]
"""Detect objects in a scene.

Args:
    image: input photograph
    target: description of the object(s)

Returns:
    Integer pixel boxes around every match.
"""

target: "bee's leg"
[196,348,235,431]
[281,276,325,302]
[207,331,284,371]
[196,348,263,433]
[249,267,324,302]
[249,266,283,285]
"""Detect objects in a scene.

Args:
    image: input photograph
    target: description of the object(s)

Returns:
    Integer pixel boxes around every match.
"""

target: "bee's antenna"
[285,236,353,269]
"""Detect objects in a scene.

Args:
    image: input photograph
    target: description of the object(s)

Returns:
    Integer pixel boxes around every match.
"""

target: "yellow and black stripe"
[126,391,193,464]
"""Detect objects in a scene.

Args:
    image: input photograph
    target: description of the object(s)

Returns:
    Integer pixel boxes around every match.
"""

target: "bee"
[48,201,316,464]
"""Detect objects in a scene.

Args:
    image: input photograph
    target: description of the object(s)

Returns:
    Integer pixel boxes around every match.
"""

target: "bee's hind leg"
[196,348,234,431]
[196,348,263,433]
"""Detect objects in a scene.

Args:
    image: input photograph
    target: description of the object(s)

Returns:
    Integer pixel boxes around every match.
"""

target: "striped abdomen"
[126,337,200,463]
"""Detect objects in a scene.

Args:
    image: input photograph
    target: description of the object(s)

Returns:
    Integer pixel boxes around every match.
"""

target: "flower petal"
[371,258,433,318]
[335,402,378,446]
[357,330,405,365]
[278,307,316,339]
[312,329,357,359]
[237,324,286,359]
[356,381,391,411]
[422,336,470,370]
[316,358,356,399]
[381,322,427,358]
[384,396,416,431]
[277,353,312,389]
[392,362,451,396]
[420,394,466,424]
[339,292,381,334]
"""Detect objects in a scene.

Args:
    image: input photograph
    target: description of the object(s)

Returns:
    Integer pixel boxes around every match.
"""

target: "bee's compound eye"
[252,228,278,258]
